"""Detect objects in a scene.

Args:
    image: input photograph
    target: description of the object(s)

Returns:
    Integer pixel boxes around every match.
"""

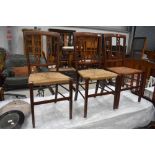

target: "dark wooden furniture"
[103,34,146,104]
[49,29,75,68]
[103,33,126,67]
[124,58,155,105]
[131,37,147,59]
[107,67,146,103]
[23,30,73,128]
[73,32,121,118]
[124,58,155,79]
[49,29,75,46]
[0,48,6,87]
[145,50,155,62]
[0,74,5,87]
[0,87,4,101]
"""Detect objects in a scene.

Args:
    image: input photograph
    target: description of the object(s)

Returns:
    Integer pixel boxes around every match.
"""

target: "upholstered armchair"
[3,54,48,91]
[3,54,29,90]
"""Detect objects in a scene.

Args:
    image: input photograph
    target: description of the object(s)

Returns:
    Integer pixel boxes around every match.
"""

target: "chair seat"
[28,72,71,86]
[107,67,142,75]
[78,69,117,80]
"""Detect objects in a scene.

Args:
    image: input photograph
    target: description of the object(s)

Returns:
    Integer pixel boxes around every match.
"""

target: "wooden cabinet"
[124,58,155,105]
[145,50,155,62]
[48,29,75,67]
[124,58,155,79]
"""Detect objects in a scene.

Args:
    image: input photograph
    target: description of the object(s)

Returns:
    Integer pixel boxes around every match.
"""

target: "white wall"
[0,26,130,54]
[0,27,8,51]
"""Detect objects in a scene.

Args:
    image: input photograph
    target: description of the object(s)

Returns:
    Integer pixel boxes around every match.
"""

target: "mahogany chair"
[103,34,146,103]
[103,33,126,67]
[73,32,121,118]
[23,30,73,128]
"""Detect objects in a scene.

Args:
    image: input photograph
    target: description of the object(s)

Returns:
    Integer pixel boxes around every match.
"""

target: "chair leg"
[138,72,147,102]
[48,86,55,95]
[95,80,99,97]
[84,79,89,118]
[74,73,79,101]
[113,75,122,109]
[29,83,35,128]
[152,86,155,105]
[31,104,35,128]
[69,80,73,119]
[55,84,58,103]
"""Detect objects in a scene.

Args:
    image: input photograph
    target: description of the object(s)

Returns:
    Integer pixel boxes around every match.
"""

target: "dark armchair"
[3,54,29,91]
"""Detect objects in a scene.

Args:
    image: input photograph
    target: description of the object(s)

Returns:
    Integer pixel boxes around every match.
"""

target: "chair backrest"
[49,29,75,68]
[73,32,102,70]
[103,33,126,67]
[0,48,6,73]
[23,30,60,74]
[131,37,147,59]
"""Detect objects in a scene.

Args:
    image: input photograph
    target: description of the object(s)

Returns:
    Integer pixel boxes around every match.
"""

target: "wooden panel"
[23,30,60,74]
[74,32,102,70]
[49,29,75,67]
[103,34,126,67]
[124,58,155,79]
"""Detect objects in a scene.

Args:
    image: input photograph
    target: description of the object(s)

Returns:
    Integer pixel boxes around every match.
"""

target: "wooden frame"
[49,29,75,68]
[23,30,73,128]
[103,33,126,67]
[73,32,122,117]
[103,34,146,104]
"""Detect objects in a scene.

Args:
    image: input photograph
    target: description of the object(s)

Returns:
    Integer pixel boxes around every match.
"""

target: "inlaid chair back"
[73,32,102,70]
[103,34,126,67]
[23,30,60,74]
[23,30,73,128]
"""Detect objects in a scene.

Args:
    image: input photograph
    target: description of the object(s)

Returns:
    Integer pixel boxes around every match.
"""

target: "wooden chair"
[23,30,73,128]
[73,32,121,118]
[103,33,126,67]
[103,34,146,104]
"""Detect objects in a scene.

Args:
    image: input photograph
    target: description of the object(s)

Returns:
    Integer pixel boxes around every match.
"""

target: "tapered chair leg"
[138,72,147,102]
[29,83,35,128]
[69,80,73,119]
[95,80,99,97]
[31,104,35,128]
[84,79,89,118]
[113,75,122,109]
[55,84,58,103]
[48,86,55,95]
[74,73,79,101]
